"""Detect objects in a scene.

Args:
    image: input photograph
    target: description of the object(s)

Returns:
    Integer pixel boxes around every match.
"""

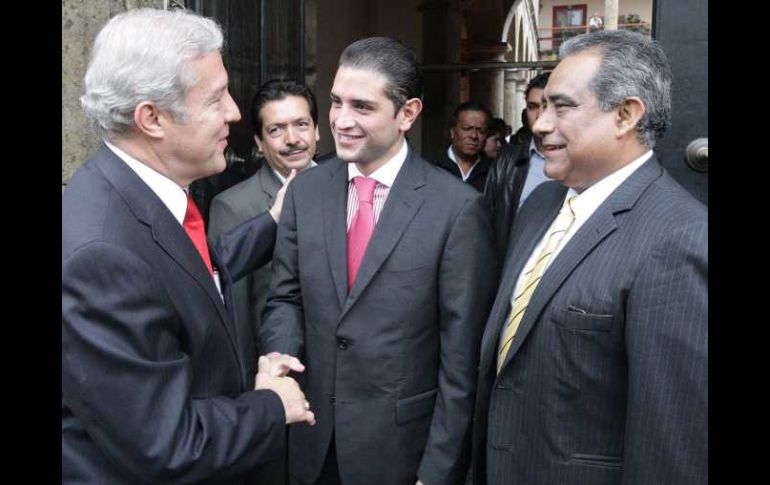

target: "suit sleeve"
[418,194,499,485]
[211,211,277,283]
[62,242,286,483]
[622,217,708,484]
[259,181,305,357]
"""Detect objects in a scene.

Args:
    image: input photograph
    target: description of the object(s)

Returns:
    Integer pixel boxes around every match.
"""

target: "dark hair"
[251,78,318,138]
[524,72,550,98]
[488,117,508,138]
[339,36,422,113]
[450,101,492,128]
[560,30,671,148]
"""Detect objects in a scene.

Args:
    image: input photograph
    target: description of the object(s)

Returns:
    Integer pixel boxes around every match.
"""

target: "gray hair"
[559,30,671,148]
[80,8,224,138]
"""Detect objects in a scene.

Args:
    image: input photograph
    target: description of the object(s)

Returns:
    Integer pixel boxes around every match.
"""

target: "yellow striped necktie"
[497,196,577,374]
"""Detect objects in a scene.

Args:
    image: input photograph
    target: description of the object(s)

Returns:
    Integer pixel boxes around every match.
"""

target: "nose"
[224,89,241,123]
[532,106,553,138]
[285,125,299,145]
[331,104,355,130]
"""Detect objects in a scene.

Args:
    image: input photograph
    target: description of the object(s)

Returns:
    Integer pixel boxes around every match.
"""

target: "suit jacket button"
[337,337,349,350]
[329,396,336,404]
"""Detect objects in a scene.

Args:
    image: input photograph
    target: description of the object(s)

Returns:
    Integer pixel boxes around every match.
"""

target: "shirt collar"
[347,138,408,187]
[529,137,545,160]
[104,140,188,225]
[447,144,480,167]
[569,150,653,218]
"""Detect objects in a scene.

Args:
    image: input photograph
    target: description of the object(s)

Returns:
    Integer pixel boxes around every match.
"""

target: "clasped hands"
[255,351,315,426]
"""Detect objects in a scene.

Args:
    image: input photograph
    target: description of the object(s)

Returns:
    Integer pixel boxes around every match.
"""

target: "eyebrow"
[206,84,227,103]
[546,92,577,105]
[330,91,378,107]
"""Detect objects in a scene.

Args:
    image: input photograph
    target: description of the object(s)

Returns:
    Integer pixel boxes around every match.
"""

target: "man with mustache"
[209,79,320,386]
[434,101,493,192]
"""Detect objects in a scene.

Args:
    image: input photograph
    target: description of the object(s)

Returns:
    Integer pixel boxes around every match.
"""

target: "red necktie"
[347,176,378,291]
[183,192,214,276]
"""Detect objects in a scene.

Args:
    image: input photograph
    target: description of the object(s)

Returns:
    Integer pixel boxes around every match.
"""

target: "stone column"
[504,70,528,132]
[604,0,619,30]
[466,41,510,117]
[62,0,165,188]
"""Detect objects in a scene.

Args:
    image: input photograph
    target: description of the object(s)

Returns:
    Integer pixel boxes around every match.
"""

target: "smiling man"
[472,30,707,485]
[209,79,320,384]
[62,9,315,484]
[260,37,498,485]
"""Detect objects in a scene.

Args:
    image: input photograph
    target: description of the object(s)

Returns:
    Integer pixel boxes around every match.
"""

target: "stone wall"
[62,0,164,187]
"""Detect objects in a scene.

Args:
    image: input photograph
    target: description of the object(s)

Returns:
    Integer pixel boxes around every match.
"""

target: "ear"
[615,96,646,139]
[397,98,423,132]
[253,133,265,154]
[133,101,165,140]
[314,125,320,142]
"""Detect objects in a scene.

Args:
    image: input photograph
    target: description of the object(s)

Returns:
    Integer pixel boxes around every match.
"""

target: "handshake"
[255,352,316,426]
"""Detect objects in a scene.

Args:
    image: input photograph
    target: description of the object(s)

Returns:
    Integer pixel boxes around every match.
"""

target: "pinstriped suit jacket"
[472,156,708,485]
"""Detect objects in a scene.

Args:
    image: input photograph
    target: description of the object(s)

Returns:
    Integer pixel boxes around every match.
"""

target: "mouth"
[541,142,565,153]
[282,148,308,160]
[335,132,364,146]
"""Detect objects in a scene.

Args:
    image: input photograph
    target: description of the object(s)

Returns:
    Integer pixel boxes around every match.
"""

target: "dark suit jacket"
[208,165,283,382]
[433,149,492,193]
[260,148,498,485]
[472,156,708,485]
[483,132,533,257]
[62,144,287,484]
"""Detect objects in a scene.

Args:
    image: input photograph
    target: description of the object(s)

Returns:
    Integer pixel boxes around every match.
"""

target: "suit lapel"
[339,151,426,321]
[479,183,566,371]
[323,160,352,308]
[95,144,241,364]
[497,157,664,372]
[258,165,282,205]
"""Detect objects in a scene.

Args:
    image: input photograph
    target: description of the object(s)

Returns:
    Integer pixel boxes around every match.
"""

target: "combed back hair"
[80,8,224,138]
[559,29,671,148]
[525,72,550,98]
[251,79,318,138]
[450,101,492,128]
[338,36,422,113]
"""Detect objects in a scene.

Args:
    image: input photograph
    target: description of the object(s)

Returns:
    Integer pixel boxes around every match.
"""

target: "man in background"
[209,78,319,383]
[434,101,493,192]
[484,72,551,256]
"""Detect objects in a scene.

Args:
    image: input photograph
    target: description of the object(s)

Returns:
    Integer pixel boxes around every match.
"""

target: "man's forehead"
[333,66,389,98]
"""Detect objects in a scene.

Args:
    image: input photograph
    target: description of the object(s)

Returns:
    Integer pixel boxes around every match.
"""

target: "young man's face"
[329,65,420,174]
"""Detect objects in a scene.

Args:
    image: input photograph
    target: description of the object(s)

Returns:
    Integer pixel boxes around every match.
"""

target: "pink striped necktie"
[347,176,378,291]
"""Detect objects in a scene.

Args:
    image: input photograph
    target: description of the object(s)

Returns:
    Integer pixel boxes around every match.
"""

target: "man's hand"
[269,169,297,222]
[255,356,315,425]
[264,351,305,377]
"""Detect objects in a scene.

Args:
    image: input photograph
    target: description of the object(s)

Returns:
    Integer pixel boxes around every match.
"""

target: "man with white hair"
[62,8,314,483]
